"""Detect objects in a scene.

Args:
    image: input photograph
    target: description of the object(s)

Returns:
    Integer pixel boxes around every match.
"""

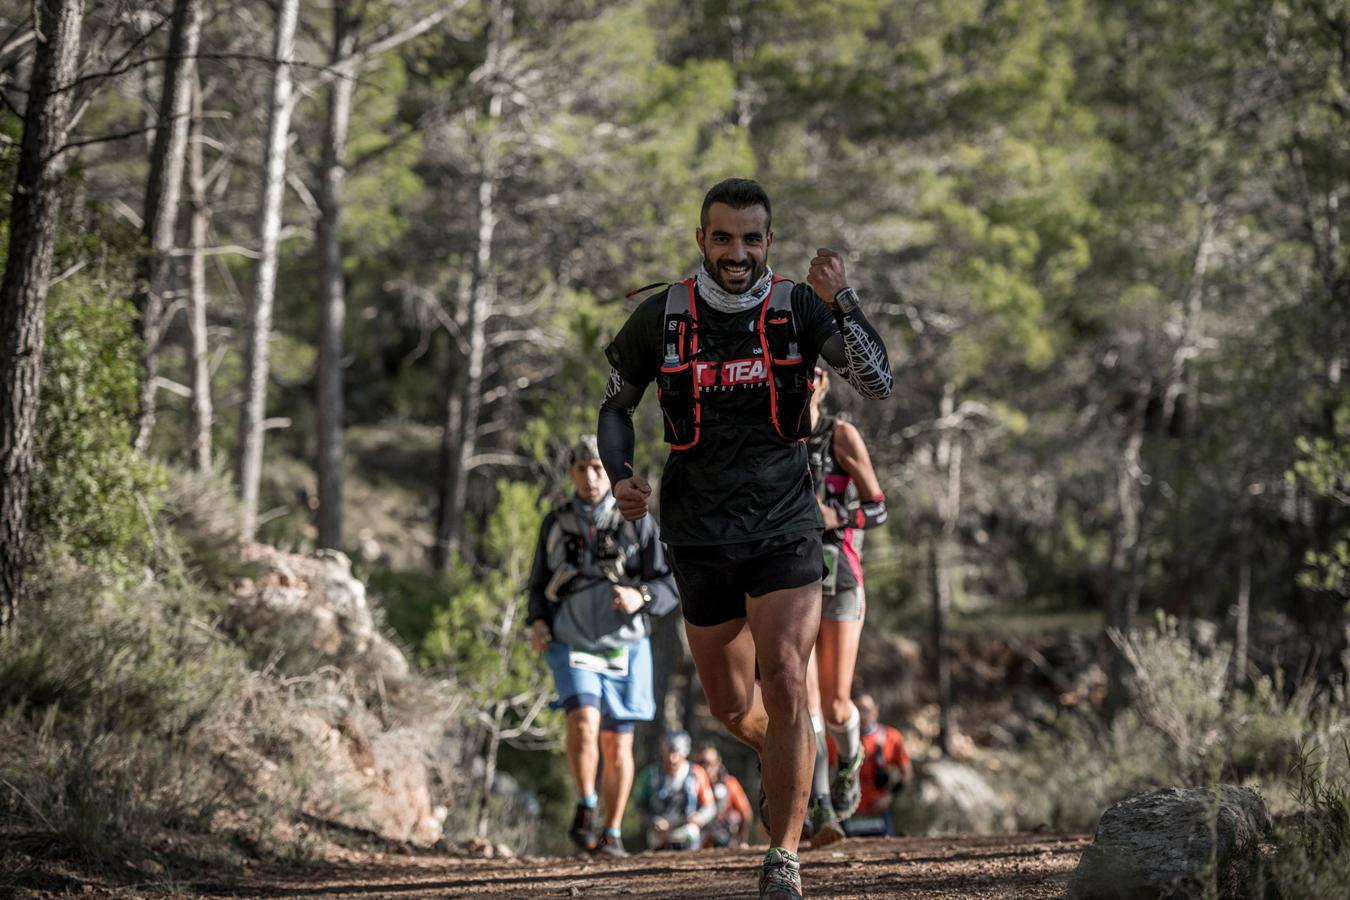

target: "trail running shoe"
[759,847,804,900]
[830,750,863,820]
[807,798,845,849]
[595,832,628,858]
[568,803,597,852]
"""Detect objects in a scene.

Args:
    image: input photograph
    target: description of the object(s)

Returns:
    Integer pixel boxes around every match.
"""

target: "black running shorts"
[669,530,825,627]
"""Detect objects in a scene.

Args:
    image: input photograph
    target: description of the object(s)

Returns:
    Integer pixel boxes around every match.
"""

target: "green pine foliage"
[30,278,163,577]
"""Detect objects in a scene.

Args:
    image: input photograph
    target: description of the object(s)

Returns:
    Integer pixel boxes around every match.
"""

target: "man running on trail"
[598,178,892,900]
[526,436,679,857]
[802,366,889,847]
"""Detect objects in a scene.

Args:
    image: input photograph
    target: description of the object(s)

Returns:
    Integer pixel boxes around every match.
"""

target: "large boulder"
[1069,786,1271,899]
[917,758,1017,834]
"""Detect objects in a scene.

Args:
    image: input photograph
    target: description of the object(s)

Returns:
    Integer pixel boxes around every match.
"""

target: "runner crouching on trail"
[526,436,679,857]
[598,178,893,899]
[635,730,716,851]
[802,366,889,847]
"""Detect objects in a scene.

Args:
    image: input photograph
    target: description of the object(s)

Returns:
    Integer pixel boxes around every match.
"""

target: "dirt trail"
[189,833,1088,899]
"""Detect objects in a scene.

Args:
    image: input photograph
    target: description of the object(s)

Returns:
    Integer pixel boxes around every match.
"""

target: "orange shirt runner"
[829,724,910,826]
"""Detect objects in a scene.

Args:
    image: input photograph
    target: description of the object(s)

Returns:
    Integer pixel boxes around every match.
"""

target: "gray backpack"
[545,505,648,651]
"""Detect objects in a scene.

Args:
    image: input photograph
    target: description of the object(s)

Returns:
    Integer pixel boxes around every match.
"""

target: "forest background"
[0,0,1347,889]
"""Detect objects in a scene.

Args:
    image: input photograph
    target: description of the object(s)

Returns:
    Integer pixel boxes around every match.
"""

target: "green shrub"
[29,274,162,577]
[1255,742,1350,898]
[0,560,310,869]
[997,616,1350,832]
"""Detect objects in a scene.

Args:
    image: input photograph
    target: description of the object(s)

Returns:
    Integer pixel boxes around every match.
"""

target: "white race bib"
[569,646,629,677]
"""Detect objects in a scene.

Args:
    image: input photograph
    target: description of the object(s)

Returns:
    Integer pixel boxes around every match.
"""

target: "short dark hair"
[700,178,771,231]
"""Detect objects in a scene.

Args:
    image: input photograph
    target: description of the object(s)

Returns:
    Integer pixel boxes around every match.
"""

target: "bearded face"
[696,202,773,294]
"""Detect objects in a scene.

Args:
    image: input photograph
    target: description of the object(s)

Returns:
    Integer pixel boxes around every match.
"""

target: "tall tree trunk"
[235,0,300,541]
[433,0,510,570]
[315,1,357,550]
[928,383,962,756]
[132,0,203,453]
[725,0,756,129]
[927,539,953,756]
[477,705,504,838]
[1160,201,1217,437]
[1231,534,1251,691]
[0,0,85,627]
[185,72,213,472]
[1105,387,1149,720]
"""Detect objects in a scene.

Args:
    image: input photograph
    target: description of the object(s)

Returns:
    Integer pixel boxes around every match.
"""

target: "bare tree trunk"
[1105,388,1149,720]
[927,539,953,756]
[235,0,300,542]
[132,0,202,453]
[185,72,213,472]
[1160,202,1216,437]
[928,383,962,756]
[433,359,467,570]
[1231,527,1251,691]
[477,704,504,838]
[725,0,756,129]
[433,0,510,569]
[0,0,85,627]
[315,1,357,550]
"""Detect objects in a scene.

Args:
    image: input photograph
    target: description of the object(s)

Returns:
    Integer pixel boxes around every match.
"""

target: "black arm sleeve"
[598,368,647,486]
[525,514,555,625]
[819,307,893,400]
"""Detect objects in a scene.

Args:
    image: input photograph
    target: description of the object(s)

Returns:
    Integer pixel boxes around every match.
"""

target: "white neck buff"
[696,262,775,314]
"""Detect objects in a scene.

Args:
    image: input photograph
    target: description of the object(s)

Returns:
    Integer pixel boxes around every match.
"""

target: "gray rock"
[1069,786,1270,899]
[917,759,1016,834]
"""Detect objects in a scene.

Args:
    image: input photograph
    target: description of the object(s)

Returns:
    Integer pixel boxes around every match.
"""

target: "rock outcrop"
[1069,786,1271,899]
[228,545,452,846]
[230,545,408,682]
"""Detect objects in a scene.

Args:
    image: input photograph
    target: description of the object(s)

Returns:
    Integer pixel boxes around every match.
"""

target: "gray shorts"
[821,585,865,622]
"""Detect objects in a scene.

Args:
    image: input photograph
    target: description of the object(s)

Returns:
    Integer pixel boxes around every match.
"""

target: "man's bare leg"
[599,729,635,832]
[747,581,822,853]
[684,616,767,751]
[566,707,601,797]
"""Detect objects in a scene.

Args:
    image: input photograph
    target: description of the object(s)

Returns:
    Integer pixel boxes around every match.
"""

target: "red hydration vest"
[656,276,814,449]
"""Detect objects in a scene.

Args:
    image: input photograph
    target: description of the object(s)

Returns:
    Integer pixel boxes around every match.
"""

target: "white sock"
[810,715,830,800]
[827,705,861,762]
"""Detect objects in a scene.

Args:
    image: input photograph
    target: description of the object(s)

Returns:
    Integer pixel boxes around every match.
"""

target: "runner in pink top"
[802,366,889,846]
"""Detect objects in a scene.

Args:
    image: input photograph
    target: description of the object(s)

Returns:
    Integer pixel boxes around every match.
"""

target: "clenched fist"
[614,474,652,521]
[807,247,849,307]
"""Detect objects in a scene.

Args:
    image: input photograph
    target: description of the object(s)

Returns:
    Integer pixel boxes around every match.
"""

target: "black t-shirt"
[605,281,840,547]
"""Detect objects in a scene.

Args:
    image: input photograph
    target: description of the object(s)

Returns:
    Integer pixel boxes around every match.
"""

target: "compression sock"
[811,714,831,802]
[827,705,861,763]
[580,792,598,809]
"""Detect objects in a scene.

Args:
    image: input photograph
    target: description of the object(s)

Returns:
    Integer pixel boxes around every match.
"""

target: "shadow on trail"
[194,857,757,898]
[191,835,1088,899]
